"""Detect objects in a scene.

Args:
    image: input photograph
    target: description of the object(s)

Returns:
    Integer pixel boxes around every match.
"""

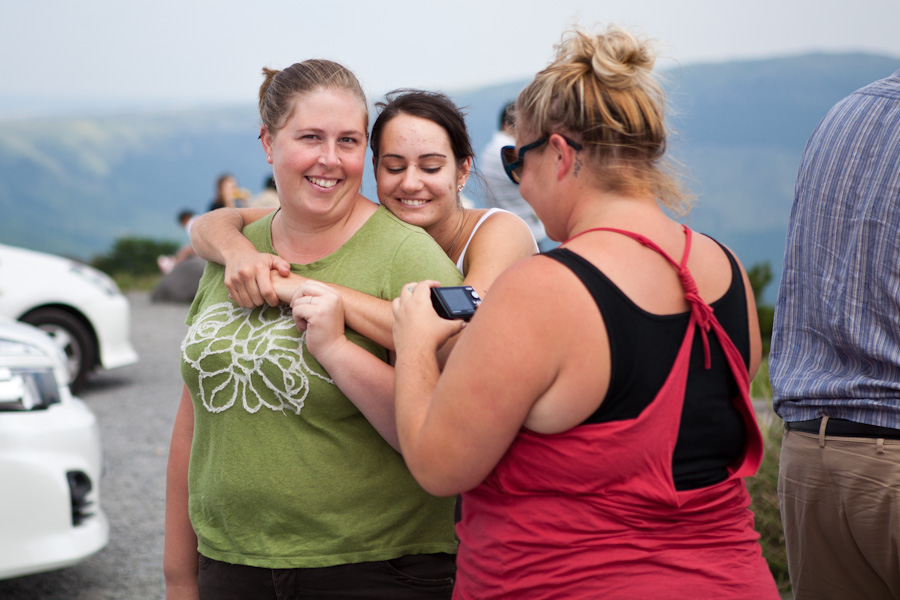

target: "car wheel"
[21,308,96,394]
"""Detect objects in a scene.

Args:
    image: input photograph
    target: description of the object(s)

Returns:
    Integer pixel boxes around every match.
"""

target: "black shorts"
[197,552,456,600]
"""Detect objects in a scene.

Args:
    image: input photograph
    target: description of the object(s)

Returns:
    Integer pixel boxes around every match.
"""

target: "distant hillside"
[665,53,898,290]
[0,106,262,258]
[1,52,897,301]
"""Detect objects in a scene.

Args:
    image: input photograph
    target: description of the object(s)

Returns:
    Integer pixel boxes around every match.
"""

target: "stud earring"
[458,184,465,192]
[267,155,272,161]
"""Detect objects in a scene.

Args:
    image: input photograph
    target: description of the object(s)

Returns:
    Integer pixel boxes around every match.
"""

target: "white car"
[0,243,139,393]
[0,316,109,580]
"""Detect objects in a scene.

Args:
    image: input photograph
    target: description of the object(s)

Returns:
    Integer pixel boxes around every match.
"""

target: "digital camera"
[431,286,482,321]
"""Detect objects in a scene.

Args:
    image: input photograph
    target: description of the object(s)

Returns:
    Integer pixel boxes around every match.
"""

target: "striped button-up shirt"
[770,69,900,427]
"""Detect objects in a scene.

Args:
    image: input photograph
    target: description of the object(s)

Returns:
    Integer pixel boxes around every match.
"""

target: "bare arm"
[173,244,195,263]
[164,386,199,600]
[191,207,397,348]
[393,258,582,496]
[458,210,538,298]
[272,273,397,350]
[393,275,538,496]
[736,257,763,380]
[436,210,539,364]
[190,207,274,264]
[292,281,400,450]
[190,207,291,306]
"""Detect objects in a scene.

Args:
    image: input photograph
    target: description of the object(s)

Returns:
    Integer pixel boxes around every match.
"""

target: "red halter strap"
[563,225,715,368]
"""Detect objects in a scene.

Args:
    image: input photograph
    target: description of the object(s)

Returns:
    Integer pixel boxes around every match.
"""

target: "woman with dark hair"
[207,173,248,211]
[188,89,537,351]
[392,26,779,599]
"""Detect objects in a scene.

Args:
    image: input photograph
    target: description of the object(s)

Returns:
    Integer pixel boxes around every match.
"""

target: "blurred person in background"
[158,210,198,274]
[207,172,249,211]
[249,175,280,208]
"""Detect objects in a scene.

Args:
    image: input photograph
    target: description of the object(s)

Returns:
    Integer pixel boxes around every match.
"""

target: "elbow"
[404,457,479,498]
[418,476,460,498]
[418,476,469,498]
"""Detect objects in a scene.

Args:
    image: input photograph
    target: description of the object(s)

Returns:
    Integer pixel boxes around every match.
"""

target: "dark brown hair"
[369,89,474,170]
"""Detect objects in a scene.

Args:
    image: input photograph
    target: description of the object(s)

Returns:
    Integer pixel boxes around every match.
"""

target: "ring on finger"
[308,296,313,304]
[407,286,416,294]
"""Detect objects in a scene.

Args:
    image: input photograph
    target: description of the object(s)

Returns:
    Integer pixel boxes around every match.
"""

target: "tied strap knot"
[678,267,714,369]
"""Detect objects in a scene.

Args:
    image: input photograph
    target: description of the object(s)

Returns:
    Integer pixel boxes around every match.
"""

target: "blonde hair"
[258,59,368,135]
[516,26,690,213]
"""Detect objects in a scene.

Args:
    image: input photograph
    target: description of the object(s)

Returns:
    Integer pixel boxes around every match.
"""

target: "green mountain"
[0,106,262,258]
[1,52,897,302]
[665,53,898,279]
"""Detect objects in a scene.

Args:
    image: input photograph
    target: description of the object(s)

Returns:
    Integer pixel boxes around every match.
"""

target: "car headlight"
[0,341,62,411]
[69,261,121,296]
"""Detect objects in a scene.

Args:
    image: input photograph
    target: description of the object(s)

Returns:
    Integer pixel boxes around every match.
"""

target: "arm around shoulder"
[190,207,291,307]
[189,207,274,264]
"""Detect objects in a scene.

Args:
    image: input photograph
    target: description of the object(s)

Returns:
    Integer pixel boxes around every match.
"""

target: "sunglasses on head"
[500,135,583,184]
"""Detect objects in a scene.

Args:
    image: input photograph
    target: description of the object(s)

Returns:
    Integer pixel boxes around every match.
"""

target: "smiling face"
[262,88,367,218]
[375,114,469,232]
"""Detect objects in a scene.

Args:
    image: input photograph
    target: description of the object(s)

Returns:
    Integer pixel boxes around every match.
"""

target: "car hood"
[1,243,74,271]
[0,243,122,314]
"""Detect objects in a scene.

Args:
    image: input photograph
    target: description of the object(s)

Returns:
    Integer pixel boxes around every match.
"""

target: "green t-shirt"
[181,206,463,568]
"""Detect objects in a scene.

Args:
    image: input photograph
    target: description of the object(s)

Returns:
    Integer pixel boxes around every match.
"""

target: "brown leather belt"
[786,417,900,439]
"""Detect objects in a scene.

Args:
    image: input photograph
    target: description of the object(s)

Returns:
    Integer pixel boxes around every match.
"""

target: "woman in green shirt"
[164,60,461,600]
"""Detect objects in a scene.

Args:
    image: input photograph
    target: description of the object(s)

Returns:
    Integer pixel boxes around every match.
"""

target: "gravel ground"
[0,292,190,600]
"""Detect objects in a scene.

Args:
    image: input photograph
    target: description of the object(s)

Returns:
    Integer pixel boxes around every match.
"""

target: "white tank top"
[455,208,508,273]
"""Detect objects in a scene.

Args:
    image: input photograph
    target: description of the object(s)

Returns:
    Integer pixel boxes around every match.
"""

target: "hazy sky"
[2,0,900,114]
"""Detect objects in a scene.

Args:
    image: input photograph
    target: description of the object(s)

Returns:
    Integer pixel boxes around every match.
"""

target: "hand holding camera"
[430,286,482,321]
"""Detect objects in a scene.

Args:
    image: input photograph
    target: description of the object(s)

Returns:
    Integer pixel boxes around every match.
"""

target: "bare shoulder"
[690,230,737,266]
[477,209,535,237]
[458,252,595,372]
[688,231,753,304]
[462,250,609,432]
[468,209,539,255]
[480,253,579,311]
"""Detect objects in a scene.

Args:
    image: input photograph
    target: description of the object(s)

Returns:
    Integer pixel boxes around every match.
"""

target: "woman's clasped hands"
[223,248,291,307]
[290,281,350,364]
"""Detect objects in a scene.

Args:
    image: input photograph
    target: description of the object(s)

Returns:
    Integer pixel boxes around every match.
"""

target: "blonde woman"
[392,27,779,599]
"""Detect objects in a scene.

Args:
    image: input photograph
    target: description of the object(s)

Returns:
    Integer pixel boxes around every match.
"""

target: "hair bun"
[515,24,689,214]
[562,26,656,90]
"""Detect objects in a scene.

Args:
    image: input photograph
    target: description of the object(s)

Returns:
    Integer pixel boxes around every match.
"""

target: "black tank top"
[545,239,750,490]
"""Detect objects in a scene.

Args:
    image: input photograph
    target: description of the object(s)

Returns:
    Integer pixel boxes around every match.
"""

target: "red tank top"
[453,226,778,599]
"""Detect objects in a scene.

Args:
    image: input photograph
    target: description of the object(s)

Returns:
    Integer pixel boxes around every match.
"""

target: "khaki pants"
[778,422,900,600]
